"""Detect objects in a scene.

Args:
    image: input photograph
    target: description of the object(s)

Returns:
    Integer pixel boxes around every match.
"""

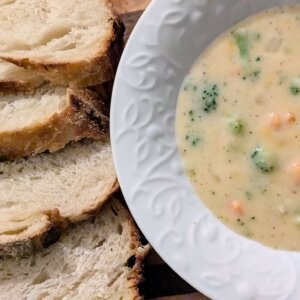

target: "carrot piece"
[285,112,296,124]
[268,112,282,130]
[229,201,244,215]
[288,163,300,184]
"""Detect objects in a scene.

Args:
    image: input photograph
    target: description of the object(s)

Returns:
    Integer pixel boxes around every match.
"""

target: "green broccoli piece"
[251,147,277,173]
[291,86,300,95]
[200,84,219,113]
[290,77,300,95]
[232,28,250,68]
[229,118,245,135]
[185,133,201,147]
[182,77,198,92]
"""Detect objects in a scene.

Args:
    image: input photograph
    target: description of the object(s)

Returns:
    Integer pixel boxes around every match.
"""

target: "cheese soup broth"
[176,6,300,250]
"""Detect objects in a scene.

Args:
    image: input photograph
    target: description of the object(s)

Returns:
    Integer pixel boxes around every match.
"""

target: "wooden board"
[111,1,210,299]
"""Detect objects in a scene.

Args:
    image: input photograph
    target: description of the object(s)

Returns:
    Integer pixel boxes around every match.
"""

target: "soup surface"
[176,5,300,251]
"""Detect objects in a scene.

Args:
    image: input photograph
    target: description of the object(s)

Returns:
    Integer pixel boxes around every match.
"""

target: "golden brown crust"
[0,86,110,161]
[68,87,110,139]
[110,199,151,300]
[127,222,151,300]
[69,179,119,222]
[0,185,119,257]
[0,80,36,93]
[0,14,125,88]
[0,210,67,257]
[69,178,120,222]
[0,75,46,94]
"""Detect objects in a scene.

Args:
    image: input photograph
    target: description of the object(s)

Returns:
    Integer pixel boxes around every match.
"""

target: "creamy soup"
[176,5,300,251]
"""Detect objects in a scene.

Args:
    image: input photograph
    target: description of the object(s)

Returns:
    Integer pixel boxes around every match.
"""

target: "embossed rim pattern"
[111,1,300,299]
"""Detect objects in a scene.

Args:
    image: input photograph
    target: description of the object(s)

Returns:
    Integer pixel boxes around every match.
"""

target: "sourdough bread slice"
[0,0,124,87]
[0,60,44,92]
[0,199,149,299]
[0,139,118,256]
[0,84,109,160]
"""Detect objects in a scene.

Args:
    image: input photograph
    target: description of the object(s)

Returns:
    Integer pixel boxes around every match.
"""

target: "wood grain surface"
[111,0,210,299]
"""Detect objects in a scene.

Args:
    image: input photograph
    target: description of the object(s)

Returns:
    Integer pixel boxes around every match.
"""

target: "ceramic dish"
[111,0,300,299]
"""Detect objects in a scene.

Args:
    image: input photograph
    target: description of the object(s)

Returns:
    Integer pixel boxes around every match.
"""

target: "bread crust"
[0,180,119,257]
[0,209,67,257]
[71,179,120,222]
[0,6,125,88]
[0,79,42,93]
[0,60,46,93]
[0,86,110,160]
[110,200,151,300]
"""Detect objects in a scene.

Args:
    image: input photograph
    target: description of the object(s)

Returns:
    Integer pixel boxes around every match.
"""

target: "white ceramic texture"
[111,1,300,299]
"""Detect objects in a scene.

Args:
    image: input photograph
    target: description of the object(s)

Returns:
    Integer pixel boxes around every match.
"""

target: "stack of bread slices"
[0,0,148,298]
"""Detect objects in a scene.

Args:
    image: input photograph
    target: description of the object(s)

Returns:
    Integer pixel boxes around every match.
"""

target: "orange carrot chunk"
[288,162,300,184]
[230,200,244,215]
[285,112,296,124]
[268,112,282,130]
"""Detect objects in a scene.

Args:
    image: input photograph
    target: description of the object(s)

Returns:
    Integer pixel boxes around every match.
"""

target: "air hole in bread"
[117,223,123,235]
[107,270,123,287]
[125,255,136,269]
[111,206,118,216]
[32,271,50,285]
[2,272,13,279]
[40,250,51,258]
[42,226,60,248]
[16,166,24,172]
[29,259,36,267]
[93,239,105,249]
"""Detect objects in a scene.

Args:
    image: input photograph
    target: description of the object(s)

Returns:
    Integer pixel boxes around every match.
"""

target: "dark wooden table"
[111,1,210,299]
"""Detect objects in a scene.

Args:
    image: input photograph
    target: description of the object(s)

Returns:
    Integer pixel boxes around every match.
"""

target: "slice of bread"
[0,0,124,87]
[0,60,45,93]
[0,198,149,299]
[0,139,118,257]
[0,84,109,160]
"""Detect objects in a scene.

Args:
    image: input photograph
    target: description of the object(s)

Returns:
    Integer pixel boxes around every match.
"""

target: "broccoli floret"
[200,84,219,113]
[290,77,300,95]
[251,147,277,173]
[291,86,300,95]
[182,77,198,92]
[185,133,201,147]
[229,118,245,135]
[232,28,250,68]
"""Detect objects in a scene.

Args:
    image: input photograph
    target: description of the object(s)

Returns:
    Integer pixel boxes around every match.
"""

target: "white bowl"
[111,1,300,299]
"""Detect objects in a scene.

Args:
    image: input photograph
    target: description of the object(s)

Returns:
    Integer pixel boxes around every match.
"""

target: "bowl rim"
[111,0,300,299]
